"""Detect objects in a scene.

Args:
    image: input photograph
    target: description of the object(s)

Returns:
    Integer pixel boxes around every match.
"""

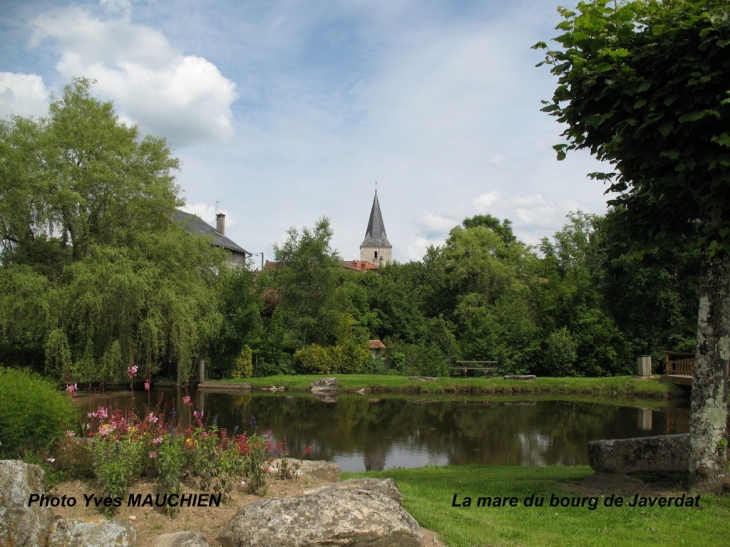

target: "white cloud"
[474,191,502,212]
[29,6,237,147]
[416,211,458,238]
[0,73,49,118]
[99,0,131,16]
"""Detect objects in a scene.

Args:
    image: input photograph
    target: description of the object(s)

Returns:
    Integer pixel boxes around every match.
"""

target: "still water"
[75,390,689,472]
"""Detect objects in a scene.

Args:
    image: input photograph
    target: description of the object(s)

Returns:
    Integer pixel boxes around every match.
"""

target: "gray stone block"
[588,434,689,474]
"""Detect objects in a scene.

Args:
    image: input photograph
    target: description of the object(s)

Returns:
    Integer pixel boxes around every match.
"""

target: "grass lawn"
[213,374,683,399]
[343,465,730,547]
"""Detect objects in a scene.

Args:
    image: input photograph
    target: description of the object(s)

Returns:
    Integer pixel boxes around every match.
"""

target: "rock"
[218,485,421,547]
[304,478,404,505]
[355,388,366,395]
[588,434,689,474]
[154,530,209,547]
[48,517,137,547]
[268,459,341,482]
[407,376,439,381]
[310,377,338,393]
[310,392,337,403]
[0,460,53,547]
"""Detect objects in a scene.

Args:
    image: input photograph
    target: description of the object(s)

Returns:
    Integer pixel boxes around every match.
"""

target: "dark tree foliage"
[600,208,700,364]
[536,0,730,492]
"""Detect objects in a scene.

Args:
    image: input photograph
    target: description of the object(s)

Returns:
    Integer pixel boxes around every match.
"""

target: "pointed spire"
[360,190,392,248]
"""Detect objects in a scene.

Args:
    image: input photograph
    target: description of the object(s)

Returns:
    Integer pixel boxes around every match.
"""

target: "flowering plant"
[57,401,303,515]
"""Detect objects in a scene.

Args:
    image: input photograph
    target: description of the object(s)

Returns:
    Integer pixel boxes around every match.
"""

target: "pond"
[74,389,689,472]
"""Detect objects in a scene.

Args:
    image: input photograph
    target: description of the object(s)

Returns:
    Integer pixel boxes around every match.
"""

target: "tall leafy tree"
[537,213,630,377]
[0,79,224,383]
[536,0,730,492]
[269,217,341,349]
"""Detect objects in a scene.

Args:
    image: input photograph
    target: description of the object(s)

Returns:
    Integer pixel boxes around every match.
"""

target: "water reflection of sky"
[74,391,690,472]
[333,442,449,472]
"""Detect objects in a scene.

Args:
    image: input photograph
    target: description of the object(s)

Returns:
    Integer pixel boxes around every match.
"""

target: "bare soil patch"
[560,471,688,498]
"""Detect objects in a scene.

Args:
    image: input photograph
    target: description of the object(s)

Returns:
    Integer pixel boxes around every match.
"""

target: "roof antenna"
[375,180,377,193]
[215,199,221,214]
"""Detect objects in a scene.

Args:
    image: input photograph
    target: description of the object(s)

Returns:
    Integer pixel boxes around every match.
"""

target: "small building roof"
[340,260,379,272]
[175,210,250,256]
[368,340,386,350]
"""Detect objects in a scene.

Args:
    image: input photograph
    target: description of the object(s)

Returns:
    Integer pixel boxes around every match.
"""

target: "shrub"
[336,344,369,374]
[542,327,578,377]
[294,344,332,373]
[0,367,77,458]
[232,345,253,379]
[49,402,296,516]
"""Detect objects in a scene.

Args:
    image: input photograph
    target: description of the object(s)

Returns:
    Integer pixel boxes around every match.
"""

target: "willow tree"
[0,79,224,383]
[535,0,730,492]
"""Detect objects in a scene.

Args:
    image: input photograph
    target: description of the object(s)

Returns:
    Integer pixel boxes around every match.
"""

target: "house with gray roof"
[175,210,250,268]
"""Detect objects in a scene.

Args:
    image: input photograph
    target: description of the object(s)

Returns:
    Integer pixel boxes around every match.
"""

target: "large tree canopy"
[536,0,730,492]
[0,79,224,383]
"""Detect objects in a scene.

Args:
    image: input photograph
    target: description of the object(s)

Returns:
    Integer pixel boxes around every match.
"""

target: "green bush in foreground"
[0,366,77,458]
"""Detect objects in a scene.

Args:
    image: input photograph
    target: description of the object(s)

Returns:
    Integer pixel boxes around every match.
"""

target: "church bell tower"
[360,190,392,265]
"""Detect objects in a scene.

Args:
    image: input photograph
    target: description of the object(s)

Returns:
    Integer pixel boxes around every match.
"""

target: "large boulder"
[218,479,421,547]
[310,377,338,393]
[48,517,137,547]
[304,477,403,505]
[269,459,341,482]
[588,434,689,474]
[0,460,53,547]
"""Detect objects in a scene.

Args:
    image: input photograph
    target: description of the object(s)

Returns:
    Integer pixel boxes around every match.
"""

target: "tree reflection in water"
[75,391,690,472]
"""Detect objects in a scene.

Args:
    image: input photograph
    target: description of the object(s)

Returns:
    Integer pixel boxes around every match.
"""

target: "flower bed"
[53,398,310,517]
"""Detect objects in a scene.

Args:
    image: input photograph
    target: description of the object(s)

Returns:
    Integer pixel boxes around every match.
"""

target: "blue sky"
[1,0,614,264]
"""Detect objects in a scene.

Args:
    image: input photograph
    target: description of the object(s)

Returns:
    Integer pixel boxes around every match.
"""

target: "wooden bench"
[450,360,498,377]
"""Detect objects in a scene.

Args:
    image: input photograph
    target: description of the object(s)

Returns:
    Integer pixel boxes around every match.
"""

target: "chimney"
[216,212,225,235]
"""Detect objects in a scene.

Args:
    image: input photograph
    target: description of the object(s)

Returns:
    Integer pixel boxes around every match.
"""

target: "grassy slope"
[213,374,682,399]
[343,465,730,547]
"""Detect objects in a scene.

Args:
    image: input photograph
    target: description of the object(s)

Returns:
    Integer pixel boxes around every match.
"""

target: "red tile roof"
[368,340,386,350]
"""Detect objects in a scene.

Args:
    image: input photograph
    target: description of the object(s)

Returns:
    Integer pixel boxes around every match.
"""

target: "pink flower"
[147,412,158,424]
[91,407,108,419]
[127,365,138,379]
[153,436,163,445]
[98,424,115,437]
[46,457,55,463]
[65,383,77,396]
[182,396,192,407]
[66,430,75,437]
[144,379,150,391]
[149,451,158,459]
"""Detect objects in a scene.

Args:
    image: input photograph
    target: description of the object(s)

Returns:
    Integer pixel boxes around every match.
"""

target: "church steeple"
[360,190,392,265]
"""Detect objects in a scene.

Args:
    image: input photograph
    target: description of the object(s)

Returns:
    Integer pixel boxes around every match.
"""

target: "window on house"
[374,251,378,259]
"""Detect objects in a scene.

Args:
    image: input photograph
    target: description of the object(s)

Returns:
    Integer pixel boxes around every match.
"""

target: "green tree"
[535,212,630,377]
[0,79,224,383]
[600,207,700,362]
[269,217,341,349]
[536,0,730,492]
[208,267,263,378]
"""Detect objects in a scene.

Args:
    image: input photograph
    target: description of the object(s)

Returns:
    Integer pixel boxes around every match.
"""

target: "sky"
[1,0,616,264]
